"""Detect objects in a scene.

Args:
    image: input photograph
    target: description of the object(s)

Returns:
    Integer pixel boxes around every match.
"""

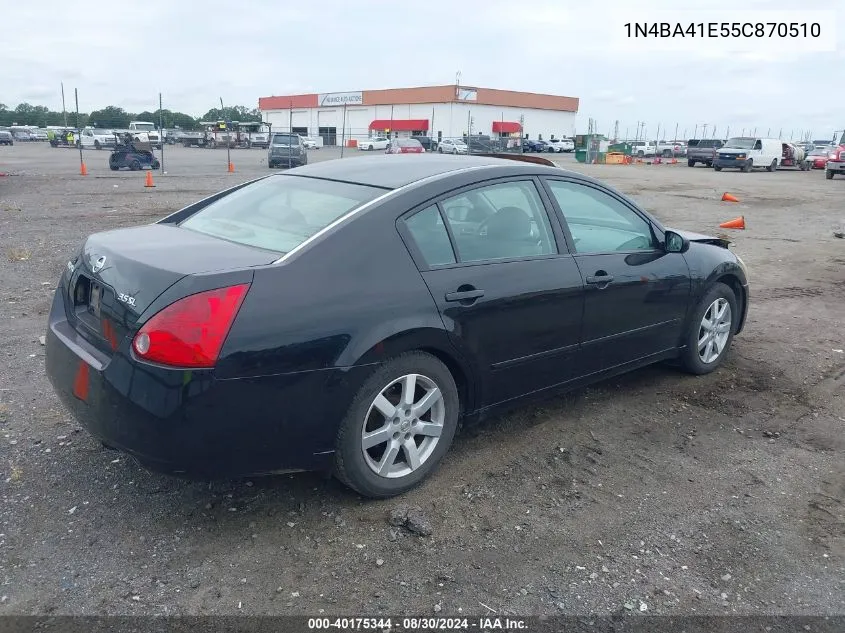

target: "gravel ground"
[0,142,843,617]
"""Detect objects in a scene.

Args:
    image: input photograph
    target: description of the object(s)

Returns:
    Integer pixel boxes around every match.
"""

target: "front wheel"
[688,159,695,167]
[742,159,753,172]
[679,282,738,375]
[368,145,374,151]
[714,165,722,171]
[334,351,459,498]
[151,160,160,170]
[94,141,101,150]
[826,169,834,180]
[130,160,141,171]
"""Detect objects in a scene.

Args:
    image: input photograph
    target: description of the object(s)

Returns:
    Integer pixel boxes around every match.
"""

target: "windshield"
[272,134,299,145]
[724,138,755,149]
[809,149,828,156]
[179,175,384,254]
[132,123,155,131]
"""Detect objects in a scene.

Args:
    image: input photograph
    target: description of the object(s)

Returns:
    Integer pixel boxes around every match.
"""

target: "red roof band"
[492,121,522,134]
[369,119,429,131]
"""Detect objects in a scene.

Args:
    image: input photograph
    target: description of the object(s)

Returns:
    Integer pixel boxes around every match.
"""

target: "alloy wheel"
[361,373,445,478]
[698,298,732,364]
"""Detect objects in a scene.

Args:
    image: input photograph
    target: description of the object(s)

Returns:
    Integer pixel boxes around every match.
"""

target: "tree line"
[0,103,263,130]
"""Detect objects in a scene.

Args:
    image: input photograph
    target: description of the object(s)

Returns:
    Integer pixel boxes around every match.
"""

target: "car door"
[397,177,585,409]
[541,177,691,376]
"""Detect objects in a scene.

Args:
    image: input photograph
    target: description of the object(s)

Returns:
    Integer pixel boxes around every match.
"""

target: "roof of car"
[286,154,567,189]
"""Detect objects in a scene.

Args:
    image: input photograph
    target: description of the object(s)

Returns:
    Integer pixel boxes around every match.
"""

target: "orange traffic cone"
[721,192,739,203]
[227,162,235,173]
[719,216,745,230]
[80,162,88,176]
[144,170,155,188]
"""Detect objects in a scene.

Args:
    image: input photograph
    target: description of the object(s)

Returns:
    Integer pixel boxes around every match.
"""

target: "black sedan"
[45,154,749,498]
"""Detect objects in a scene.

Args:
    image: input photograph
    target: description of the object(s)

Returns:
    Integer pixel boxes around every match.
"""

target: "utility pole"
[220,97,232,171]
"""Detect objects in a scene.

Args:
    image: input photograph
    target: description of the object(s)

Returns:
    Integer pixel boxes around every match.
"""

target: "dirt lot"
[0,142,843,617]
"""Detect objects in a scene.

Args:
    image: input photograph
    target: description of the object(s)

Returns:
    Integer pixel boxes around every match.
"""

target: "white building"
[258,84,579,147]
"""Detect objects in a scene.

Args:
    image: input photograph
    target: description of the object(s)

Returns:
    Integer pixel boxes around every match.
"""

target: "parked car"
[0,131,13,146]
[713,137,782,172]
[44,154,749,498]
[413,136,437,151]
[300,136,319,149]
[437,138,468,154]
[548,138,574,152]
[268,133,307,168]
[359,137,390,151]
[801,146,827,168]
[79,128,116,150]
[526,139,549,153]
[386,138,424,154]
[686,139,725,167]
[30,129,49,141]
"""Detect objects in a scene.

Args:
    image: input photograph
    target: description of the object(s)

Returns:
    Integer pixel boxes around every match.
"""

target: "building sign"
[318,91,363,107]
[456,88,477,101]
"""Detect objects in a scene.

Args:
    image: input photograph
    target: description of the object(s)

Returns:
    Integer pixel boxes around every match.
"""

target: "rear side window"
[405,206,456,267]
[179,175,384,254]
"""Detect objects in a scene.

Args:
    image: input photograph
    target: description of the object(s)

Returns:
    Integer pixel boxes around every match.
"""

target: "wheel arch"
[349,326,478,417]
[712,271,747,334]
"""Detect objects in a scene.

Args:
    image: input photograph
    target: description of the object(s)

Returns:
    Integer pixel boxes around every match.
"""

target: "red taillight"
[132,283,250,368]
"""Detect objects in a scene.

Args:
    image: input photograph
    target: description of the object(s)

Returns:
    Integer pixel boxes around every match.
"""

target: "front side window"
[179,175,383,254]
[439,181,557,263]
[546,180,656,254]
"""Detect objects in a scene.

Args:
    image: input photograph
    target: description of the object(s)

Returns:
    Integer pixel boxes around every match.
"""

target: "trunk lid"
[63,224,277,356]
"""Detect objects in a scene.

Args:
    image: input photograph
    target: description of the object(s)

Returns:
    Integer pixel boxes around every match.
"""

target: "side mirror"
[664,230,690,253]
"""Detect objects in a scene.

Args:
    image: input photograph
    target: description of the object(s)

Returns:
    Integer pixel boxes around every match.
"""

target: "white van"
[713,137,783,172]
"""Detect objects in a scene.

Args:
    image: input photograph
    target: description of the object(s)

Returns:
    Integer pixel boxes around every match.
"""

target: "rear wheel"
[679,282,738,375]
[714,165,722,171]
[368,144,374,151]
[826,169,835,179]
[94,140,101,150]
[130,159,141,171]
[688,159,695,167]
[767,159,777,172]
[334,351,459,498]
[151,160,160,170]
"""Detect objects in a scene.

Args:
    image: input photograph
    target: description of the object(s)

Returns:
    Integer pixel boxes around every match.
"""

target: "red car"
[386,138,425,154]
[806,148,830,169]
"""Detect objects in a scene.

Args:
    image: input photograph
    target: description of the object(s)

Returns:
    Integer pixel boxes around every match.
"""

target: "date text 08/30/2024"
[624,22,821,39]
[306,617,528,631]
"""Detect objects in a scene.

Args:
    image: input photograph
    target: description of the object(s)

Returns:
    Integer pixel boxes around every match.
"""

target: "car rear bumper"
[44,287,371,479]
[269,156,306,167]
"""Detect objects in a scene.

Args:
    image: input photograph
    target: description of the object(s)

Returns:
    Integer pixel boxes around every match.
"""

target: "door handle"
[445,288,485,302]
[585,274,614,286]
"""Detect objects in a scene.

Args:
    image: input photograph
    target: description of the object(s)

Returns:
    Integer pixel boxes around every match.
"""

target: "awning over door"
[369,119,429,131]
[492,121,522,134]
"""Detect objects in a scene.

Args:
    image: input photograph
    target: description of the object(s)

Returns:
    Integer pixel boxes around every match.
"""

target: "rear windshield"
[695,140,721,148]
[272,134,299,145]
[179,175,385,254]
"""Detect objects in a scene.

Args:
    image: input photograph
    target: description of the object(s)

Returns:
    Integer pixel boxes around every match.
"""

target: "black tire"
[742,159,752,173]
[766,159,777,172]
[130,160,141,171]
[678,282,738,375]
[826,169,834,180]
[438,146,443,153]
[334,351,459,498]
[268,162,274,169]
[688,159,695,167]
[151,160,160,170]
[706,161,713,167]
[94,140,101,150]
[109,163,119,171]
[714,165,722,171]
[367,144,374,151]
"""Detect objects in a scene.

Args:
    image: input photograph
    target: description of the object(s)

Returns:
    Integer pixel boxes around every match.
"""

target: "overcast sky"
[3,0,843,139]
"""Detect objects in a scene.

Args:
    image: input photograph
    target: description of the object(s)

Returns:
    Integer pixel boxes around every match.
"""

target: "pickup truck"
[655,140,686,157]
[631,140,655,157]
[825,139,845,179]
[686,139,725,167]
[127,121,162,148]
